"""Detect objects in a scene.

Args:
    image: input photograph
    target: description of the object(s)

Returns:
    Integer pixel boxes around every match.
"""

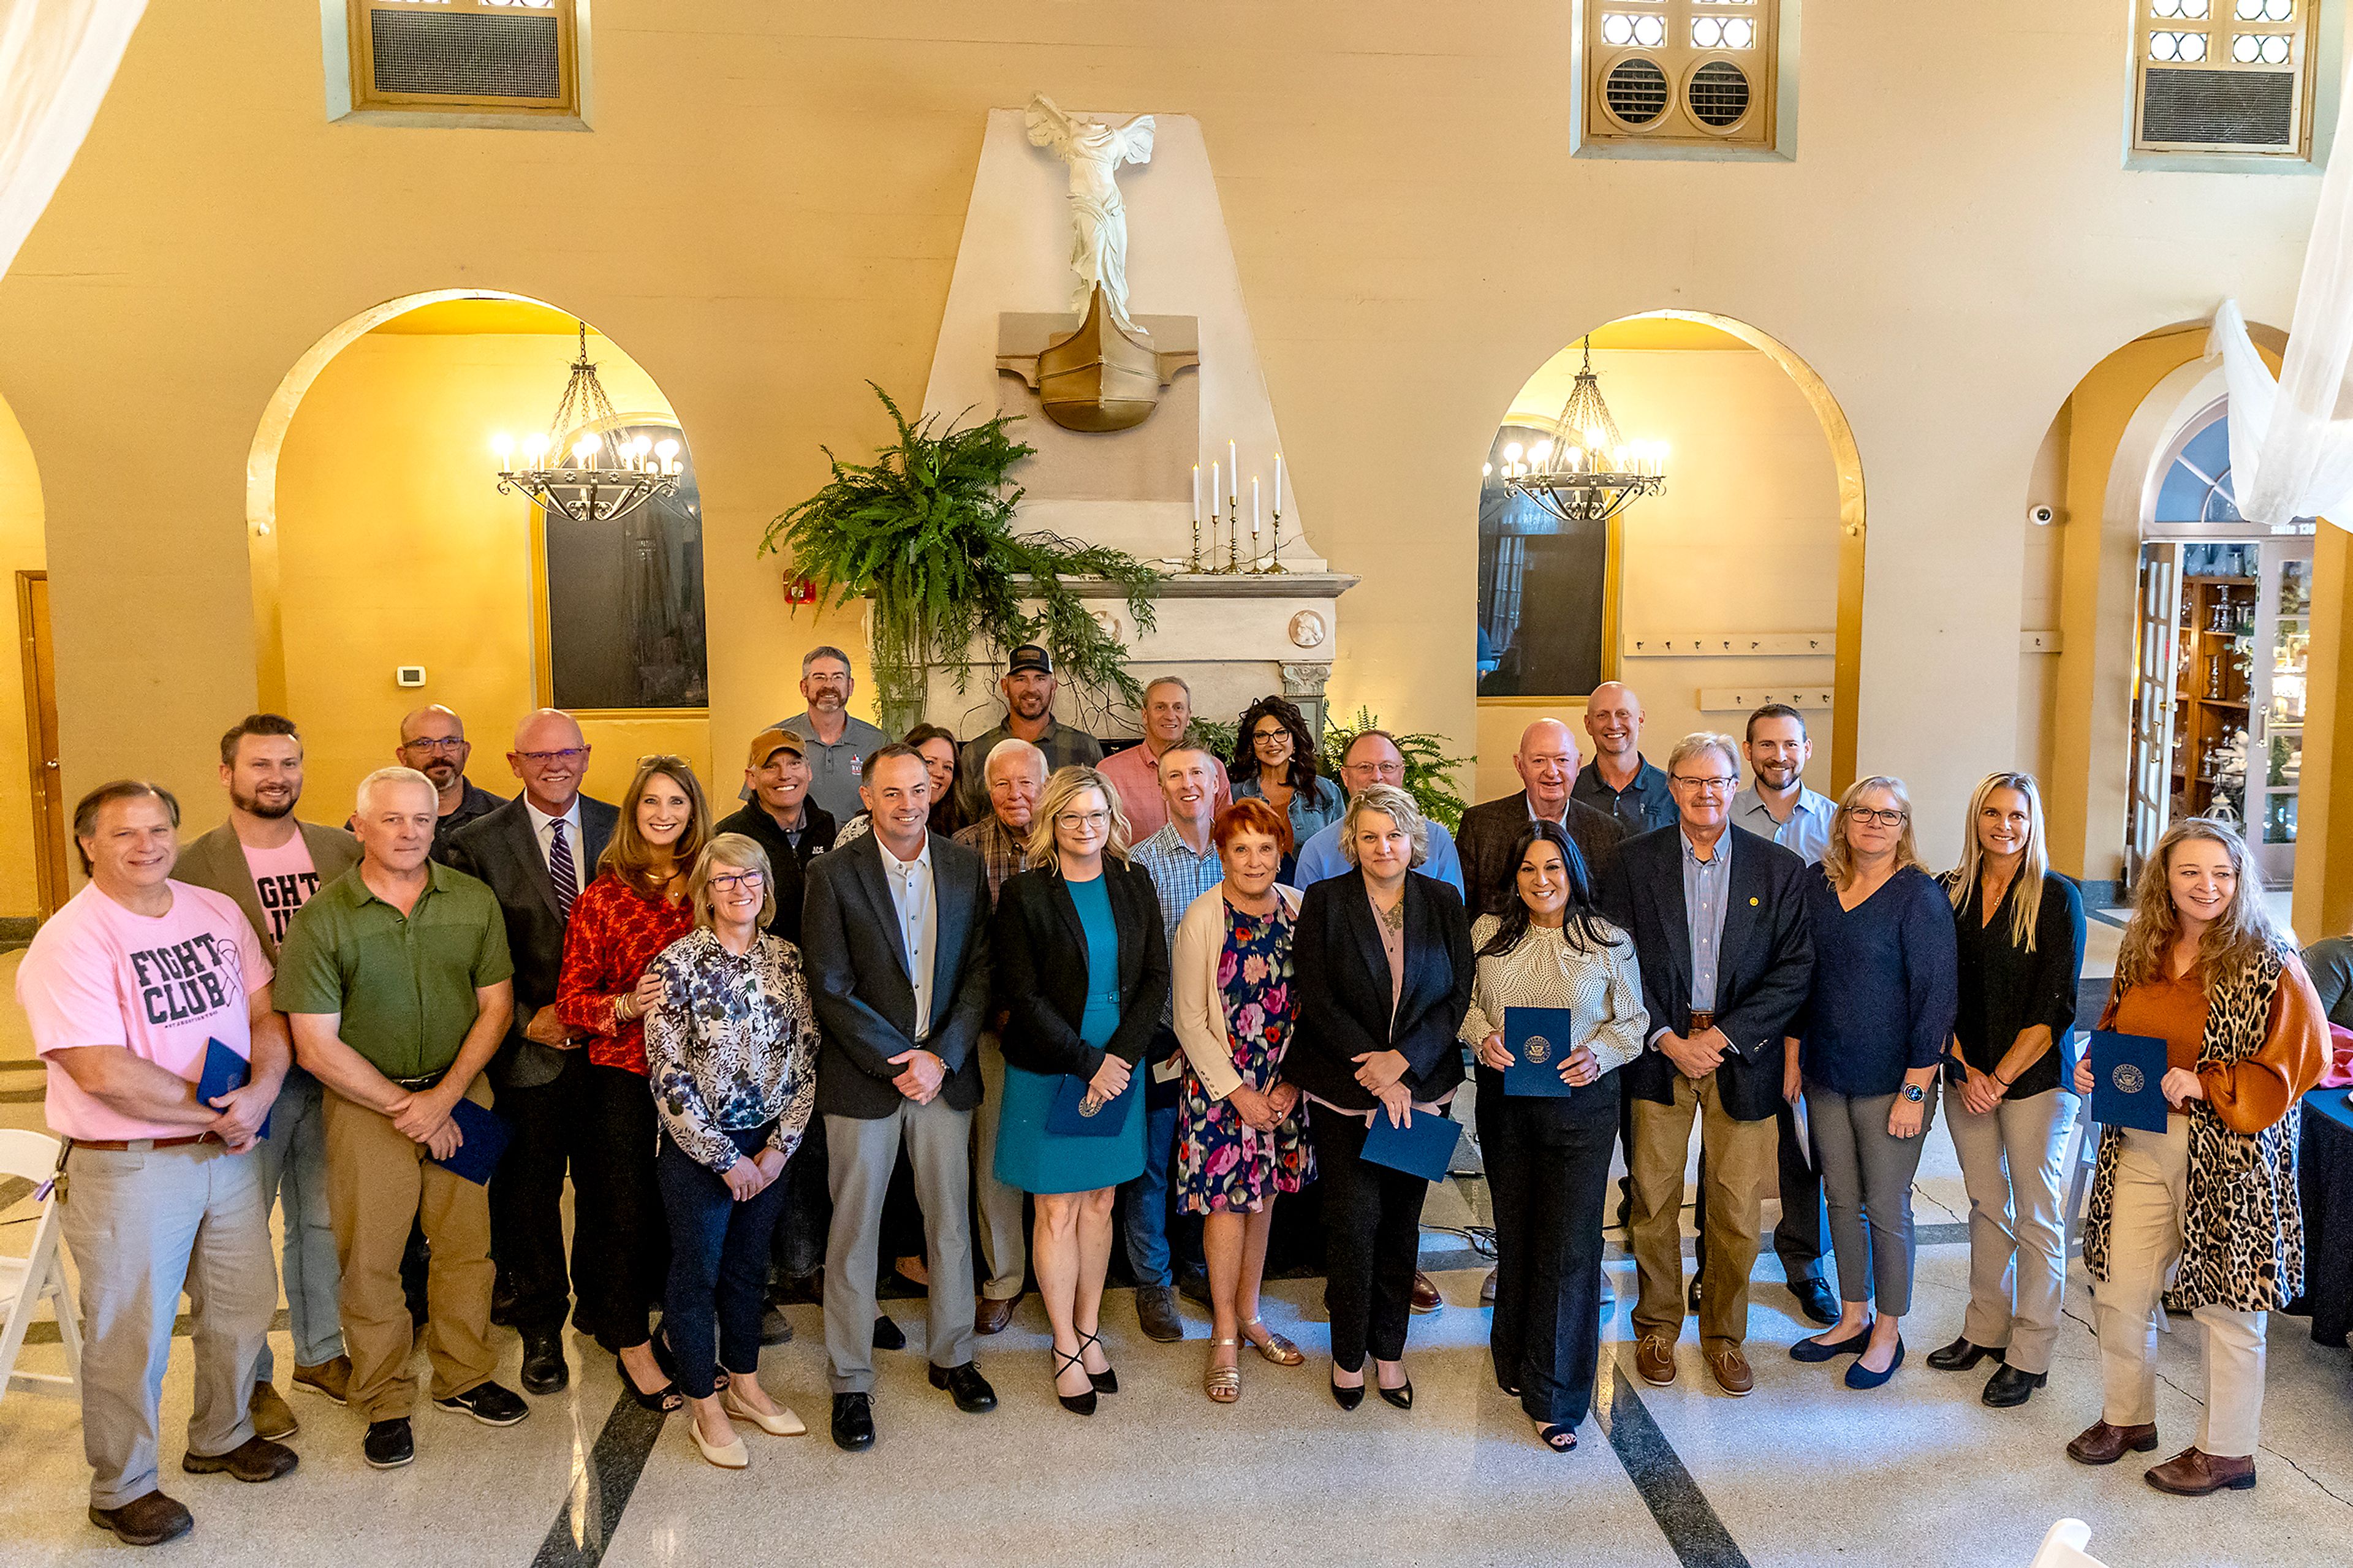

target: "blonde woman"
[556,754,712,1410]
[2067,817,2328,1495]
[1783,776,1955,1389]
[1925,772,2085,1409]
[990,765,1170,1414]
[645,835,818,1468]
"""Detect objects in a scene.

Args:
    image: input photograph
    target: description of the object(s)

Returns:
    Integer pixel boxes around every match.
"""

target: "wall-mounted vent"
[2131,1,2311,159]
[1584,2,1779,151]
[346,1,579,119]
[2139,66,2296,150]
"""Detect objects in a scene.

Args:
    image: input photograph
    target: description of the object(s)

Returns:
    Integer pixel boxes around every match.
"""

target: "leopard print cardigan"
[2082,942,2304,1312]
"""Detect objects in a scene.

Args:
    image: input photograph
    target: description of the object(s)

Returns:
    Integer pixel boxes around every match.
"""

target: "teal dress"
[993,873,1145,1194]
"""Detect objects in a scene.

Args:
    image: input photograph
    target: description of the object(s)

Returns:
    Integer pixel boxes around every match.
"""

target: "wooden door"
[17,572,66,914]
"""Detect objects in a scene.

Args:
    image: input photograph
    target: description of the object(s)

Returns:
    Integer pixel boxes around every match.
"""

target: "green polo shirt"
[276,861,514,1081]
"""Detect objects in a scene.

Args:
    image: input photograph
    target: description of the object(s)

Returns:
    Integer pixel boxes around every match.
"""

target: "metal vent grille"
[1604,57,1670,127]
[2141,66,2294,148]
[370,10,563,101]
[1688,61,1751,127]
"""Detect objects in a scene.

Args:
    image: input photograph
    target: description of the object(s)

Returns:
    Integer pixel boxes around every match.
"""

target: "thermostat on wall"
[395,666,427,689]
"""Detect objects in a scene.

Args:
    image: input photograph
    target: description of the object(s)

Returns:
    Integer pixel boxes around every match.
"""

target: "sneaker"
[362,1418,414,1470]
[248,1381,298,1440]
[292,1355,352,1405]
[433,1381,529,1426]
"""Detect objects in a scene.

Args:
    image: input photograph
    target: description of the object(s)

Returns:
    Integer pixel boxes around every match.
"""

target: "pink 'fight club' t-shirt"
[17,879,272,1142]
[241,833,321,945]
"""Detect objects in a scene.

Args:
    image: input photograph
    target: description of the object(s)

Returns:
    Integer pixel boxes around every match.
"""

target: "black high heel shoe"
[614,1352,681,1413]
[1377,1376,1414,1411]
[1076,1330,1117,1395]
[1330,1371,1365,1411]
[1050,1345,1097,1416]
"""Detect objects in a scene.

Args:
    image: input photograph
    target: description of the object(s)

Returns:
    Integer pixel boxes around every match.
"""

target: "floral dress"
[1175,900,1314,1214]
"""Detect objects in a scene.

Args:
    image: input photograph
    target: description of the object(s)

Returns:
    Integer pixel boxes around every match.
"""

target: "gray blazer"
[175,819,362,963]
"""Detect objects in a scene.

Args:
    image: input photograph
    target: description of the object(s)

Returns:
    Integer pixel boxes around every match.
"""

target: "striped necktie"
[547,819,578,919]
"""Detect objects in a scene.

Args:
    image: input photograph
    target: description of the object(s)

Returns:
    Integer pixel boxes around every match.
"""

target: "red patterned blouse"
[556,873,697,1076]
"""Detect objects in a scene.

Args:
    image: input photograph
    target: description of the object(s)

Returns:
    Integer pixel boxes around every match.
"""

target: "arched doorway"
[0,392,56,917]
[1474,310,1865,796]
[246,292,708,816]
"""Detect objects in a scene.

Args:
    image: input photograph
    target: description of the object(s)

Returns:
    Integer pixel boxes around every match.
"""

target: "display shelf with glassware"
[2171,573,2256,820]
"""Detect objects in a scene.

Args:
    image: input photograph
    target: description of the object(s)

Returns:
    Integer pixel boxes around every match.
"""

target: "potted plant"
[1319,705,1471,831]
[762,385,1162,736]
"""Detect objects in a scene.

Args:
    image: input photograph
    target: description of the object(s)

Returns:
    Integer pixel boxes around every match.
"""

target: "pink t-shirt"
[241,834,321,946]
[18,879,272,1142]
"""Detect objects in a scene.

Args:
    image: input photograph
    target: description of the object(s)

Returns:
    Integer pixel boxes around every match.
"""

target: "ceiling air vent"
[1687,59,1751,129]
[2139,66,2295,150]
[346,1,579,118]
[1604,57,1671,127]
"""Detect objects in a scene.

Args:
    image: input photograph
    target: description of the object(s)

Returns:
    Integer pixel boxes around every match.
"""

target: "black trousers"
[490,1051,596,1336]
[1308,1110,1430,1371]
[577,1064,671,1353]
[1692,1094,1825,1284]
[1480,1074,1620,1427]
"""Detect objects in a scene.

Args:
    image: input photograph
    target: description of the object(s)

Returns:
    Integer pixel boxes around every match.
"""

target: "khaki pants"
[1629,1072,1776,1354]
[971,1031,1027,1302]
[2093,1119,2267,1458]
[324,1076,499,1421]
[1947,1086,2074,1374]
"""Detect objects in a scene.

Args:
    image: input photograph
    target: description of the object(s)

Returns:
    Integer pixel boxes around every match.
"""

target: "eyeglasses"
[707,871,765,892]
[1252,727,1291,744]
[1849,807,1908,827]
[401,737,466,754]
[1670,775,1737,794]
[1056,809,1110,830]
[515,748,588,765]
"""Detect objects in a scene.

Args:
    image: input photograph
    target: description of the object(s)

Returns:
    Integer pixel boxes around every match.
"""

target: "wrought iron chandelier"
[1490,336,1666,526]
[492,322,681,525]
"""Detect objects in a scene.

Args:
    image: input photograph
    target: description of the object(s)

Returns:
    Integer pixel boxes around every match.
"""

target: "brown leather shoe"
[2067,1420,2160,1465]
[974,1294,1017,1336]
[181,1435,299,1484]
[292,1355,352,1405]
[1409,1271,1442,1314]
[1633,1335,1676,1386]
[1707,1347,1754,1396]
[2145,1447,2256,1495]
[1480,1268,1498,1305]
[248,1381,297,1440]
[88,1490,193,1547]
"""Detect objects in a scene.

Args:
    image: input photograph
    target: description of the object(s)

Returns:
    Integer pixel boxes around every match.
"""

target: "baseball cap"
[1007,643,1054,676]
[746,728,805,768]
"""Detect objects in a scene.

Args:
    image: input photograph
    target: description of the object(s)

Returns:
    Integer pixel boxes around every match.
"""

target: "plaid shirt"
[1129,822,1224,1028]
[953,812,1031,905]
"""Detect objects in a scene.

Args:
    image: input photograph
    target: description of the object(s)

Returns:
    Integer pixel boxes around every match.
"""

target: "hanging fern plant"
[761,385,1162,736]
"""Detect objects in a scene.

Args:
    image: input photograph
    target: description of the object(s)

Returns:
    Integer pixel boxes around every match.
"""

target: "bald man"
[1455,719,1629,920]
[1572,683,1674,835]
[388,706,506,841]
[439,710,618,1395]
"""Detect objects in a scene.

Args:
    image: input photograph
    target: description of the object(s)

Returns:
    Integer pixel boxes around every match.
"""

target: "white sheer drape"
[0,0,145,279]
[2211,49,2353,529]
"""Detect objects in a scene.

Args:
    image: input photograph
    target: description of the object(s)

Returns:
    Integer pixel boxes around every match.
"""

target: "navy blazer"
[801,829,992,1119]
[441,793,620,1091]
[991,863,1170,1080]
[1289,868,1474,1113]
[1602,822,1814,1123]
[1454,789,1628,918]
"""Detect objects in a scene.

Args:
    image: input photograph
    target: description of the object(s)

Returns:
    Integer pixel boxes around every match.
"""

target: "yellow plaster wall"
[0,400,46,915]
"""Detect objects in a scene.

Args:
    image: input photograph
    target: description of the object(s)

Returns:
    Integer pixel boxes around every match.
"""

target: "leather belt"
[74,1133,218,1153]
[390,1070,449,1091]
[1688,1010,1716,1034]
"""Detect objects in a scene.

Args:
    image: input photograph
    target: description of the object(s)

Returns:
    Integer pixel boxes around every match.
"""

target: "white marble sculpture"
[1025,93,1156,336]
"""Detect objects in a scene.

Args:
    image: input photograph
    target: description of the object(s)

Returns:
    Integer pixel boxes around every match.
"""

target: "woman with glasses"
[1924,772,2085,1409]
[645,835,818,1468]
[558,754,712,1412]
[1784,775,1956,1389]
[1229,695,1341,881]
[990,766,1170,1414]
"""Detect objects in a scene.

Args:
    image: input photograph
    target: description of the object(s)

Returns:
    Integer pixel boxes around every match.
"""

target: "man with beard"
[1572,683,1675,836]
[954,643,1102,821]
[763,646,889,823]
[351,706,503,841]
[176,714,363,1431]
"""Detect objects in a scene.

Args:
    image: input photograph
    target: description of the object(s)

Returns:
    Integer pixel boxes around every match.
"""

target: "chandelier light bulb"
[1482,462,1493,477]
[522,432,548,461]
[573,434,601,466]
[1502,441,1524,464]
[1530,438,1553,463]
[490,432,513,468]
[655,437,680,462]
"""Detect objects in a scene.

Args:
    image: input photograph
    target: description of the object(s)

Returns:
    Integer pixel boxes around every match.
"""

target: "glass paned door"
[2125,542,2181,888]
[2249,546,2311,884]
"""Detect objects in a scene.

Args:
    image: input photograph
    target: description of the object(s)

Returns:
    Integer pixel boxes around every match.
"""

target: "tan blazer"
[1170,881,1303,1101]
[175,818,362,962]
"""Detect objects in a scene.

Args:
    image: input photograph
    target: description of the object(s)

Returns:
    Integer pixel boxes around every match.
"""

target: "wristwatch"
[1901,1084,1926,1104]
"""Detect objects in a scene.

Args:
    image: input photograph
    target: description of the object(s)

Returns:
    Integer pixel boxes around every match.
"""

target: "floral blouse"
[643,928,819,1175]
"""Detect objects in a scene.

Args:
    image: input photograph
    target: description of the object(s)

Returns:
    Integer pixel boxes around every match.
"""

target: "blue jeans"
[252,1066,342,1376]
[656,1125,790,1400]
[1120,1092,1186,1289]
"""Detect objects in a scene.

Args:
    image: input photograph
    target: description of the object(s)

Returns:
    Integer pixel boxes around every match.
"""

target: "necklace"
[1375,894,1405,933]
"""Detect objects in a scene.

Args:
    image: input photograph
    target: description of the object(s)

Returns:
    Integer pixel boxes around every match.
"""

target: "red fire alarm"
[783,575,817,605]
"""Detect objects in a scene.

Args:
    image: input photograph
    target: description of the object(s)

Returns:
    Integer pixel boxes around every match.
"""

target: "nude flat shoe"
[721,1388,806,1436]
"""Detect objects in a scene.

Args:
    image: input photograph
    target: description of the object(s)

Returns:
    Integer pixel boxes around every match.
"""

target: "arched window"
[539,420,707,710]
[2151,409,2242,525]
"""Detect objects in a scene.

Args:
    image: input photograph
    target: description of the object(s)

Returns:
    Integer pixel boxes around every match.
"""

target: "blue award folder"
[1502,1006,1578,1099]
[1360,1107,1463,1183]
[196,1037,270,1142]
[1046,1072,1136,1138]
[2089,1031,2170,1134]
[430,1096,512,1186]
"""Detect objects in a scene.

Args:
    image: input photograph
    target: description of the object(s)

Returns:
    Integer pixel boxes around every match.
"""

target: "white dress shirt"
[525,798,584,880]
[877,836,938,1043]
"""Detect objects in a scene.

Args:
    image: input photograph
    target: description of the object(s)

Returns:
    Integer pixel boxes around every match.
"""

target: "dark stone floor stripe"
[1597,1363,1752,1568]
[529,1393,667,1568]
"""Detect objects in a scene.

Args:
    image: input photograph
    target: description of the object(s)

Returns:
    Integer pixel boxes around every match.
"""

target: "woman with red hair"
[1169,797,1313,1403]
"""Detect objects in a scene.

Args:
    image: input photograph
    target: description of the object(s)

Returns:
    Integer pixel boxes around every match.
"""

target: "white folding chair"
[2061,1114,2101,1259]
[0,1127,81,1407]
[2026,1518,2111,1568]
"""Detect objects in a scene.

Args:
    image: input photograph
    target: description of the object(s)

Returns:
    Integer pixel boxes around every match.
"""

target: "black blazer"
[1289,869,1474,1113]
[991,863,1170,1081]
[1455,789,1629,919]
[802,829,992,1119]
[441,794,620,1091]
[711,800,839,947]
[1602,823,1814,1123]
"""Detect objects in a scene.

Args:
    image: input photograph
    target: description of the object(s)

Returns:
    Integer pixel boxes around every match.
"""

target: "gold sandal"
[1205,1339,1242,1403]
[1243,1319,1305,1366]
